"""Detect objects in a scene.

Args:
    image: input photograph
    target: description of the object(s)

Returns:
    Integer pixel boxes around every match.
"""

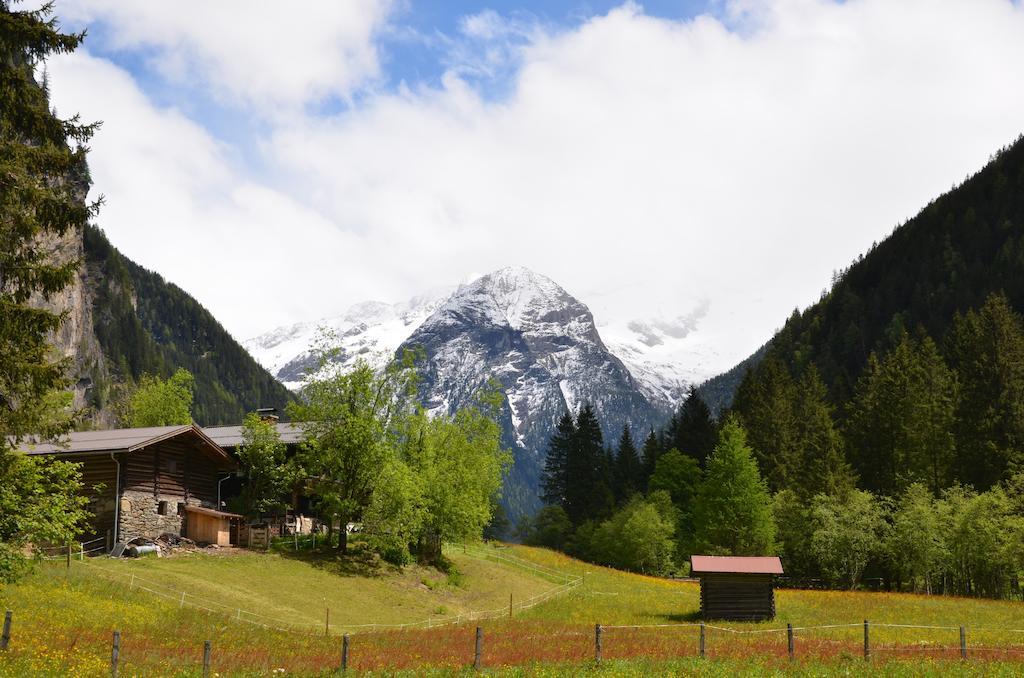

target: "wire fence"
[4,610,1024,675]
[8,544,1024,673]
[33,537,108,562]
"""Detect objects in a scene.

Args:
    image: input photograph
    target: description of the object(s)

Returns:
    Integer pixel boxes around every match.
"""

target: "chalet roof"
[17,424,234,467]
[690,555,784,575]
[203,422,305,448]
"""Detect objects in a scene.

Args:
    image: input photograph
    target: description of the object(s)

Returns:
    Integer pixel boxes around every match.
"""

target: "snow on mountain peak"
[427,266,587,335]
[244,267,695,412]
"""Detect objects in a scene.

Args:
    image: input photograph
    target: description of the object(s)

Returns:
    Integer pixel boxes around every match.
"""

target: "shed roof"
[184,505,244,519]
[690,555,784,575]
[203,422,304,448]
[17,424,234,468]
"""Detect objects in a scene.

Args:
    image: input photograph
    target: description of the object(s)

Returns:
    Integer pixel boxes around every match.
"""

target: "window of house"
[158,500,169,516]
[177,502,186,516]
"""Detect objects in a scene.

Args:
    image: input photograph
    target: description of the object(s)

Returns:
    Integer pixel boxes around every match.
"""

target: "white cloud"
[45,0,1024,378]
[265,0,1024,375]
[56,0,394,109]
[46,52,390,338]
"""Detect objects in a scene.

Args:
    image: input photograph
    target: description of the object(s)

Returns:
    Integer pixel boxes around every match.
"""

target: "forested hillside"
[730,134,1024,494]
[740,136,1024,401]
[82,225,292,425]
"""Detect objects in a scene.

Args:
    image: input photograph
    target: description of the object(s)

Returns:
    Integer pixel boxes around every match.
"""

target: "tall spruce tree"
[0,2,97,581]
[641,429,662,490]
[670,387,718,467]
[540,411,575,507]
[692,416,776,556]
[791,365,855,500]
[731,356,798,491]
[564,403,614,525]
[613,422,641,504]
[847,332,957,495]
[948,293,1024,490]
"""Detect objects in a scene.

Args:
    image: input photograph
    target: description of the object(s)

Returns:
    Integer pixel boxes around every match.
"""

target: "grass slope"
[80,547,552,631]
[1,544,1023,676]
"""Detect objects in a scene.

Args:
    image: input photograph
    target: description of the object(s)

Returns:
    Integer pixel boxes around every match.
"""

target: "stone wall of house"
[118,490,204,542]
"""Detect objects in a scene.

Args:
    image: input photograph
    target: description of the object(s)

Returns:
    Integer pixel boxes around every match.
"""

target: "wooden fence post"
[80,543,84,561]
[960,626,967,660]
[106,529,111,554]
[509,592,513,620]
[863,620,870,660]
[699,622,706,658]
[202,640,212,678]
[1,610,12,650]
[325,607,330,636]
[110,630,120,678]
[595,624,602,663]
[787,623,794,659]
[474,626,483,670]
[341,633,350,672]
[66,543,71,570]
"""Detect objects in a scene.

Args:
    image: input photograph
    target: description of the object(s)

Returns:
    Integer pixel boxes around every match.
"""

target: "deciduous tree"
[236,412,291,519]
[288,352,417,554]
[124,368,194,427]
[809,490,888,589]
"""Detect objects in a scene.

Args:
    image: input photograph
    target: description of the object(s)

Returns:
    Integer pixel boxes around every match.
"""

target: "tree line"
[524,294,1024,598]
[522,397,774,578]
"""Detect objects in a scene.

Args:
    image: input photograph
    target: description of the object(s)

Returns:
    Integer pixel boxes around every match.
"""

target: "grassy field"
[72,543,557,631]
[1,542,1023,675]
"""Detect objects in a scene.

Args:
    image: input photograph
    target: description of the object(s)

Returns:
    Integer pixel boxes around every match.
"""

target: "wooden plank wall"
[699,573,776,621]
[188,513,231,546]
[121,438,224,506]
[76,455,119,542]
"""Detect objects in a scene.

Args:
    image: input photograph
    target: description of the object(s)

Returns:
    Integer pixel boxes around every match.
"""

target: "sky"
[41,0,1024,380]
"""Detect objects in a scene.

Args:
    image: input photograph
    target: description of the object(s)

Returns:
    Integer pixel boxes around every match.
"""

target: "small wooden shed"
[183,506,243,547]
[690,555,784,621]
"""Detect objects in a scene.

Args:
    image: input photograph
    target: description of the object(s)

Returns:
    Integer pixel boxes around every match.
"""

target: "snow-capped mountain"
[244,267,704,515]
[244,274,698,407]
[397,267,668,516]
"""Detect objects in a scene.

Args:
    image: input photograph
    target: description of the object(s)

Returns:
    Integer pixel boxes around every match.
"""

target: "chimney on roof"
[256,407,279,423]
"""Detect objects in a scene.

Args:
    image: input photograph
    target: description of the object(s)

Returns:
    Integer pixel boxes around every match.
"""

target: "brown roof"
[18,424,235,468]
[202,422,305,448]
[690,555,784,575]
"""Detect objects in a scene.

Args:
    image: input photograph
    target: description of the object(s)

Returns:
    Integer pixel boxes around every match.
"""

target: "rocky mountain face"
[32,225,117,427]
[400,267,669,517]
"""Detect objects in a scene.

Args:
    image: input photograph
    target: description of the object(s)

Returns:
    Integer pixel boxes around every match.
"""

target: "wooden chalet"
[20,424,240,547]
[690,555,784,621]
